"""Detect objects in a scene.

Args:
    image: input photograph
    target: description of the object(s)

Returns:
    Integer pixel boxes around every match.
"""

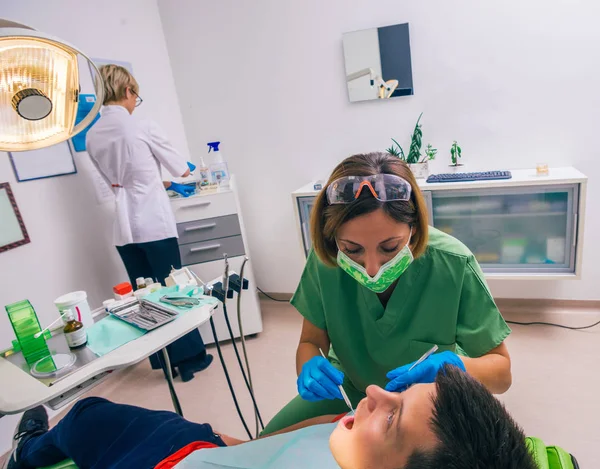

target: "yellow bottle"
[62,309,87,349]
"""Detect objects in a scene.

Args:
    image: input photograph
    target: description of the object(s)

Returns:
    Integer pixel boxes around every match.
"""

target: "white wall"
[158,0,600,300]
[0,0,190,452]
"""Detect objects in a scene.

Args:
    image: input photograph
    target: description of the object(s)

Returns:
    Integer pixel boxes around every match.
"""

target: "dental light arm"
[346,67,398,99]
[346,67,378,86]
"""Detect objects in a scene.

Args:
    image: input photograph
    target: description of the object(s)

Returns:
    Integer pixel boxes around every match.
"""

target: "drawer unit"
[170,176,263,344]
[171,191,237,224]
[176,214,241,245]
[179,235,245,266]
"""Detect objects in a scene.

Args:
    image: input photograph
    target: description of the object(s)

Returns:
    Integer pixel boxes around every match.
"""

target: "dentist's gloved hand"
[169,182,195,198]
[187,162,196,172]
[297,356,345,402]
[385,351,466,392]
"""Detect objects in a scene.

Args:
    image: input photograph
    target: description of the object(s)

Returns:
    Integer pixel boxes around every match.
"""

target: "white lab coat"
[86,105,188,246]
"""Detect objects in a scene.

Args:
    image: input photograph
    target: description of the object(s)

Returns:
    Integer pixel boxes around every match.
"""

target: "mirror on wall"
[342,23,413,103]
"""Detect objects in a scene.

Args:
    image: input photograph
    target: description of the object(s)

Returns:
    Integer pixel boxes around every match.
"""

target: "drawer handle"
[182,201,211,208]
[185,223,217,232]
[190,244,221,253]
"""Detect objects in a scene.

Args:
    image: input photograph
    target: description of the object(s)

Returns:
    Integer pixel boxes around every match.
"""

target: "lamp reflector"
[0,36,79,151]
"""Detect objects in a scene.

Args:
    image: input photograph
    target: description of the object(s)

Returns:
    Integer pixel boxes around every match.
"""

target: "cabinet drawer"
[179,235,245,266]
[177,214,241,245]
[171,191,237,224]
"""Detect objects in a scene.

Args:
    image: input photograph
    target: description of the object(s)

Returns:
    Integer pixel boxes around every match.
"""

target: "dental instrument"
[409,344,439,371]
[160,295,201,308]
[319,348,354,414]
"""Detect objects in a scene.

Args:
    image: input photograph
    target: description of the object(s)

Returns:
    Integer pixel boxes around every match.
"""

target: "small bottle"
[113,282,133,300]
[197,156,211,188]
[62,309,87,349]
[136,277,147,290]
[103,299,116,312]
[144,277,154,288]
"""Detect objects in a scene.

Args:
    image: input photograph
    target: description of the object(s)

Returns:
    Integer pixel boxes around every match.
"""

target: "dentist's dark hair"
[403,365,536,469]
[310,152,429,267]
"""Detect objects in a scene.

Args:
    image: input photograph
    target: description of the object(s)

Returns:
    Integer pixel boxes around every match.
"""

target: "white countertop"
[0,302,217,415]
[292,167,587,197]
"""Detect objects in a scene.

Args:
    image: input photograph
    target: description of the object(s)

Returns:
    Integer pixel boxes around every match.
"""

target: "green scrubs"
[262,227,511,434]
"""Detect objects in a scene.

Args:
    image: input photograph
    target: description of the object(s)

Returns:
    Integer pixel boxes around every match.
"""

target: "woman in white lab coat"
[86,65,212,382]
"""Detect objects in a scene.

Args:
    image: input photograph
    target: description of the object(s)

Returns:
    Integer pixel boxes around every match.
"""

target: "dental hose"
[237,257,263,437]
[222,300,265,431]
[209,316,253,439]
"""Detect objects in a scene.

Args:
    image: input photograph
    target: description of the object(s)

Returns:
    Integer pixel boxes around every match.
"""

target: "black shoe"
[3,406,48,469]
[179,354,214,383]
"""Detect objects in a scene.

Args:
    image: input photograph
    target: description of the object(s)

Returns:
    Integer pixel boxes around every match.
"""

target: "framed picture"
[9,141,76,182]
[0,182,30,253]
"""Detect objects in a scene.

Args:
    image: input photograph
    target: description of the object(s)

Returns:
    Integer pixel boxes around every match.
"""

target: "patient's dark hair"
[404,365,536,469]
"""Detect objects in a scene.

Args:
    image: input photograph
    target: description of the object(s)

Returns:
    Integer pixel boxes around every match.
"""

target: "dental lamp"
[0,19,103,152]
[346,67,399,99]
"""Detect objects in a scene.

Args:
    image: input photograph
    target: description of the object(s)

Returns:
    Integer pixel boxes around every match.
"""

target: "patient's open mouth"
[341,415,355,430]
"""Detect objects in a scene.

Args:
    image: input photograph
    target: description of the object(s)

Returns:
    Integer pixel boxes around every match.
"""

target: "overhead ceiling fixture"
[0,19,103,152]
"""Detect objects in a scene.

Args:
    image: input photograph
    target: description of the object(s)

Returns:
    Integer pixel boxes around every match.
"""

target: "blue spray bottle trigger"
[207,141,221,153]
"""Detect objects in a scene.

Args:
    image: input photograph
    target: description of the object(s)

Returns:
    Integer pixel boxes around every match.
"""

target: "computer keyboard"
[426,171,512,183]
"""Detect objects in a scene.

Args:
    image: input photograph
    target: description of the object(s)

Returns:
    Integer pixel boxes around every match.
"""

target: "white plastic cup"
[54,291,94,329]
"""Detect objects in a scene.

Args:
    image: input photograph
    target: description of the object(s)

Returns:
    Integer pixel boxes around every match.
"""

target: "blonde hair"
[310,152,429,266]
[99,64,139,105]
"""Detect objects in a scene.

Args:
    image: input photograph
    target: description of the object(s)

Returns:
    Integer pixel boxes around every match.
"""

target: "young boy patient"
[4,366,535,469]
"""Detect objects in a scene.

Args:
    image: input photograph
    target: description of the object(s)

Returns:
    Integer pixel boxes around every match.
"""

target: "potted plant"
[386,113,436,179]
[449,140,464,172]
[386,138,405,159]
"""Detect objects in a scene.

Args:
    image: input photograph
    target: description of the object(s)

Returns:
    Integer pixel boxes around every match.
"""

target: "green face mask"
[336,235,414,293]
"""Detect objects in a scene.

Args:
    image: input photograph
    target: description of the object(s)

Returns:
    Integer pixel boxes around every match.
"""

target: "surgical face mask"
[336,234,414,293]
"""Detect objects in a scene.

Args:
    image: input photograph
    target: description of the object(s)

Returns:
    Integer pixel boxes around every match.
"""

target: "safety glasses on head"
[326,174,411,205]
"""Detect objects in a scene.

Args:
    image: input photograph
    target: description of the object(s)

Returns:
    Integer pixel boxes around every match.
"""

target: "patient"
[4,366,535,469]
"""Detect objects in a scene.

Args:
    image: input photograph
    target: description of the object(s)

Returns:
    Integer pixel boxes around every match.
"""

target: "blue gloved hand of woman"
[385,351,466,392]
[297,356,345,401]
[187,161,196,172]
[169,181,195,197]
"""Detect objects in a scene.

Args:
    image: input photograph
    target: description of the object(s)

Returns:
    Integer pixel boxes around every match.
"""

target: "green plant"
[386,138,406,160]
[423,143,437,162]
[450,140,462,166]
[406,113,423,164]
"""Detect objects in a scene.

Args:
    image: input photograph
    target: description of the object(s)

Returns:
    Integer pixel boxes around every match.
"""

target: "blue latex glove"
[169,181,195,197]
[187,161,196,172]
[297,356,345,401]
[385,351,466,392]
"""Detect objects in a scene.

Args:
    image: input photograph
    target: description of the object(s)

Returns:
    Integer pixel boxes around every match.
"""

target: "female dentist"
[262,152,512,434]
[86,64,212,382]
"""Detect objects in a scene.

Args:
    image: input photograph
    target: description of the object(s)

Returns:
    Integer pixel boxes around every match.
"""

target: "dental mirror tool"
[409,344,439,371]
[319,348,354,415]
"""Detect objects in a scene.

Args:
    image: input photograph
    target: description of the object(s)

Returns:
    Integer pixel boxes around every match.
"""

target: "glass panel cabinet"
[423,184,579,274]
[293,172,585,279]
[296,196,316,257]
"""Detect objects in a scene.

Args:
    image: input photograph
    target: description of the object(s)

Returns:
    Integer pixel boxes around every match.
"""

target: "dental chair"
[526,437,580,469]
[36,437,580,469]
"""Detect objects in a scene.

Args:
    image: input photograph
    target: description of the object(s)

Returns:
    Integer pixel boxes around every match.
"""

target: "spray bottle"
[207,141,230,191]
